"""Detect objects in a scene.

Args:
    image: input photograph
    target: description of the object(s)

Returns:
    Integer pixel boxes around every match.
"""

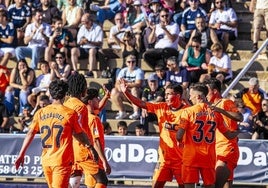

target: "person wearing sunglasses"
[252,99,268,140]
[181,34,211,83]
[143,8,179,69]
[50,51,71,82]
[208,0,238,52]
[111,54,144,120]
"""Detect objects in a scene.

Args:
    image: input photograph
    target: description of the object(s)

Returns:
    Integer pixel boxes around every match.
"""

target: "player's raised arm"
[14,128,37,169]
[119,78,147,109]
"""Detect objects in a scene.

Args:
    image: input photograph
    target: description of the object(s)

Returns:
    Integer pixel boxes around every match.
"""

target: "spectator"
[27,60,51,109]
[125,0,146,51]
[111,54,144,120]
[117,120,128,136]
[0,65,10,94]
[141,73,165,135]
[39,0,60,25]
[165,56,190,91]
[181,35,210,83]
[113,30,138,65]
[50,51,71,82]
[200,42,232,83]
[8,59,36,115]
[234,77,267,116]
[57,0,83,11]
[30,94,50,115]
[0,91,9,133]
[154,64,167,88]
[15,9,52,70]
[70,13,103,76]
[252,99,268,140]
[209,0,238,52]
[143,0,162,50]
[235,98,254,139]
[143,8,179,69]
[103,121,114,135]
[99,13,132,65]
[135,124,146,136]
[187,16,218,49]
[179,0,207,49]
[0,9,16,67]
[90,0,126,26]
[250,0,268,53]
[45,16,75,62]
[61,0,83,38]
[17,104,33,132]
[8,0,31,45]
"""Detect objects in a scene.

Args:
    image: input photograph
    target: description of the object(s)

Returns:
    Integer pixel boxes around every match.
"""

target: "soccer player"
[119,78,187,188]
[14,80,94,188]
[64,73,99,188]
[82,87,111,187]
[176,83,239,188]
[205,78,242,188]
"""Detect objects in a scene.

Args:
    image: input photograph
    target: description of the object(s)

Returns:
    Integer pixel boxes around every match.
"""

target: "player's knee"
[69,176,82,188]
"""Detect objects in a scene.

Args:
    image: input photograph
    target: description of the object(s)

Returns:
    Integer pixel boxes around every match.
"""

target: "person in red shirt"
[205,78,242,188]
[0,65,9,94]
[176,83,239,188]
[120,78,187,188]
[14,80,94,188]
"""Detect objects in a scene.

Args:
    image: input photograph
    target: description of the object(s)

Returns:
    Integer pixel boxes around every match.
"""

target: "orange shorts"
[217,147,239,180]
[153,162,183,184]
[76,159,99,186]
[42,165,72,188]
[182,165,215,186]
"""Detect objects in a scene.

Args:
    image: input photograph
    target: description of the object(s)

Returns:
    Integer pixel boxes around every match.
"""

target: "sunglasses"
[161,14,169,18]
[192,45,200,48]
[55,56,63,59]
[127,60,136,64]
[190,0,198,2]
[167,63,175,67]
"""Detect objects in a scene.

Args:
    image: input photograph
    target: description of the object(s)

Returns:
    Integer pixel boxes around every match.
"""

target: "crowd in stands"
[0,0,268,140]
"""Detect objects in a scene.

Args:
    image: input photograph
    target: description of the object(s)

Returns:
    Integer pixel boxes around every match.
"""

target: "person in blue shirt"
[0,9,16,66]
[8,0,31,45]
[45,16,75,62]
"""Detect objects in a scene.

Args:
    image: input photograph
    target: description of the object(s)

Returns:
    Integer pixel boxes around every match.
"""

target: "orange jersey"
[146,102,186,164]
[215,99,239,157]
[64,97,93,162]
[179,103,228,168]
[242,91,262,115]
[88,113,105,168]
[30,104,83,166]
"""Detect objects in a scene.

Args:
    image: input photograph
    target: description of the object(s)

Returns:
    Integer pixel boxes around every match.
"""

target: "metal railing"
[222,39,268,98]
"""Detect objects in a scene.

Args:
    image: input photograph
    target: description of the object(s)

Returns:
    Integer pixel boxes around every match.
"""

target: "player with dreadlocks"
[64,73,100,188]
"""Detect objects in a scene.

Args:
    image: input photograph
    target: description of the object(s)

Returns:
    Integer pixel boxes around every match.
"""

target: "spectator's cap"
[249,77,259,86]
[150,0,160,4]
[133,0,142,6]
[148,73,158,82]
